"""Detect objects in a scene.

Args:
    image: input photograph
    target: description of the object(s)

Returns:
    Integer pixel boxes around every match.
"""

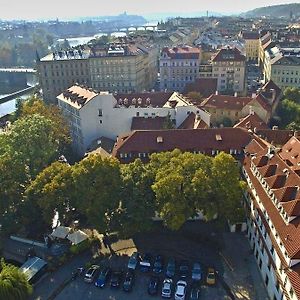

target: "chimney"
[249,106,254,115]
[215,90,219,95]
[270,88,276,102]
[251,93,256,99]
[234,92,238,97]
[157,136,163,143]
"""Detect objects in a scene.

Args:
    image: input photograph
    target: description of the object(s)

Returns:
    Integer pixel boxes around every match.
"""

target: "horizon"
[0,0,298,21]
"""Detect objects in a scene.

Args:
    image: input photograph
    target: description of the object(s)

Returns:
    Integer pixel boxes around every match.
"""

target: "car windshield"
[208,273,215,279]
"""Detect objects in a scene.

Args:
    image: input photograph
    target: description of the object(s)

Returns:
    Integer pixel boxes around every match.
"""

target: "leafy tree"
[15,97,71,154]
[0,115,60,233]
[25,161,73,226]
[186,91,204,104]
[118,159,156,236]
[284,87,300,103]
[211,152,246,223]
[0,259,32,300]
[151,150,212,230]
[72,155,121,232]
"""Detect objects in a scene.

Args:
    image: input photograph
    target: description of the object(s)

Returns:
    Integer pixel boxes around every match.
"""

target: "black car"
[166,257,176,278]
[140,253,152,272]
[153,255,164,274]
[123,270,135,292]
[179,260,189,278]
[148,276,159,295]
[110,271,123,288]
[190,286,201,300]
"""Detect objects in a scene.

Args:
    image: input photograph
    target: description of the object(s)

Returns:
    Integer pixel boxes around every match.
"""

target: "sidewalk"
[221,232,269,300]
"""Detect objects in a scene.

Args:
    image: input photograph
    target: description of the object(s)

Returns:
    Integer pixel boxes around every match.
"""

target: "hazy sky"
[0,0,297,20]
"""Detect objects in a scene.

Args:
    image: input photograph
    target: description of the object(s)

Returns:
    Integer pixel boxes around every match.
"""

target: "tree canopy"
[0,259,32,300]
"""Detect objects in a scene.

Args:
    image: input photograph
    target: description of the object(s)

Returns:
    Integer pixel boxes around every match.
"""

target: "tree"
[0,259,32,300]
[284,87,300,104]
[118,159,156,236]
[186,92,204,104]
[210,152,246,223]
[71,155,122,232]
[0,115,60,233]
[25,161,73,226]
[16,97,71,154]
[151,150,212,230]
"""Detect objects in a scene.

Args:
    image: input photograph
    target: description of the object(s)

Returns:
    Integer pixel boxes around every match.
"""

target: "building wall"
[269,64,300,90]
[58,93,211,156]
[245,39,259,61]
[160,57,201,92]
[37,59,90,104]
[212,60,246,94]
[243,166,298,300]
[38,48,158,103]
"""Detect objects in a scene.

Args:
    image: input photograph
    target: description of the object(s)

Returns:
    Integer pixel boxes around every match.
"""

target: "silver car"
[161,278,173,298]
[192,262,202,281]
[128,252,140,270]
[84,265,100,283]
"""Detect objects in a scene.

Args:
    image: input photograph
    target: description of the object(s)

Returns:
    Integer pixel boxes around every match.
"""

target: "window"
[265,275,269,287]
[99,120,102,124]
[98,109,103,116]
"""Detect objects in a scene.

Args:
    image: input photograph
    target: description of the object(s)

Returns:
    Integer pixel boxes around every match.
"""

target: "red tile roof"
[234,113,268,131]
[161,46,201,59]
[178,112,209,129]
[184,78,218,98]
[113,128,252,162]
[256,129,299,146]
[242,31,259,40]
[280,137,300,169]
[211,47,246,62]
[200,94,252,110]
[131,117,167,131]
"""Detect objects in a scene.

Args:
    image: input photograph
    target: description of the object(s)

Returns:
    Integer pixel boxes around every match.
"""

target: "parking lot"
[32,221,268,300]
[56,255,228,300]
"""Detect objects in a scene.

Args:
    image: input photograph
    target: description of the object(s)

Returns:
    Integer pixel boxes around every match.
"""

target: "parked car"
[175,280,187,300]
[189,286,200,299]
[206,267,216,285]
[153,255,164,274]
[148,275,159,295]
[179,260,189,278]
[95,266,111,287]
[166,257,176,278]
[128,252,140,270]
[84,265,100,283]
[140,253,152,272]
[123,270,135,292]
[110,271,123,288]
[161,278,173,298]
[191,262,202,281]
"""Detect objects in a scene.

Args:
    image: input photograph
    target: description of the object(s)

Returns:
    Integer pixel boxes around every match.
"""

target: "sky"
[0,0,297,20]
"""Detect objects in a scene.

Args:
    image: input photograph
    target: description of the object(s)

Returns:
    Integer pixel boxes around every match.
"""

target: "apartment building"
[200,80,281,125]
[264,46,300,90]
[240,31,260,62]
[159,46,201,92]
[37,49,91,103]
[38,42,158,103]
[57,85,211,156]
[259,32,273,68]
[243,136,300,300]
[211,47,246,95]
[89,43,158,93]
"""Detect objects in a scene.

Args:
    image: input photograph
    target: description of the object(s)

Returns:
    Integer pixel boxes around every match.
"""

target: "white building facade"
[57,85,211,156]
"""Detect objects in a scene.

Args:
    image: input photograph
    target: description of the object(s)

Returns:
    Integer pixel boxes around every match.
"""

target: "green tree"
[25,161,73,226]
[284,87,300,103]
[72,155,121,232]
[186,91,204,104]
[151,150,212,230]
[118,159,156,236]
[211,152,246,223]
[0,259,32,300]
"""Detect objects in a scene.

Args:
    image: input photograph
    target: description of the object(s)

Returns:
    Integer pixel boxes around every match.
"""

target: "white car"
[161,278,173,298]
[175,280,187,300]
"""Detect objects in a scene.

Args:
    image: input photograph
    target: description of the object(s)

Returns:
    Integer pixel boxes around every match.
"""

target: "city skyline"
[0,0,298,20]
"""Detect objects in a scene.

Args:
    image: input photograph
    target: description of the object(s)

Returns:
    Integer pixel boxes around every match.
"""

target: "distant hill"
[241,3,300,18]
